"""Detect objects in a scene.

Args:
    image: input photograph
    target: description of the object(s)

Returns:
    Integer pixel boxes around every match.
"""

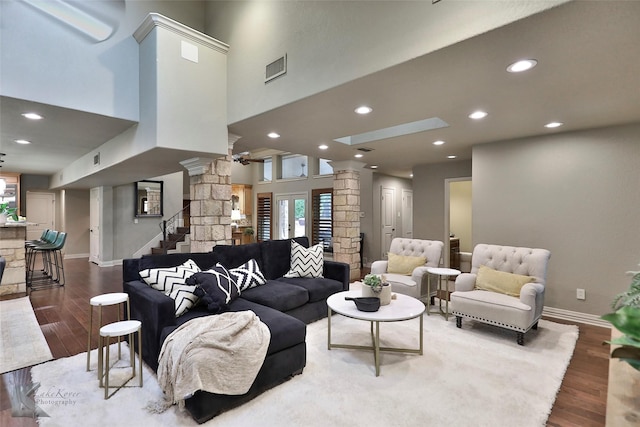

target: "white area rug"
[29,310,578,426]
[0,297,52,374]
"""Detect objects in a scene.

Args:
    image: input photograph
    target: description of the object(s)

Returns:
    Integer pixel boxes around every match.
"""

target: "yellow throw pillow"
[387,252,426,275]
[475,265,534,297]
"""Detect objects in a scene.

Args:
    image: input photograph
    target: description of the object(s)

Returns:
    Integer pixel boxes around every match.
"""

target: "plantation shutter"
[256,192,272,242]
[311,188,333,250]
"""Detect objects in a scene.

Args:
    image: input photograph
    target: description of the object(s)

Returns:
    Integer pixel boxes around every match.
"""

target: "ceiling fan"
[232,153,265,166]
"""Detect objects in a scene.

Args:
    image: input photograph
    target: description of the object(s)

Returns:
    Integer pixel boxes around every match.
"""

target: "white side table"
[87,293,130,373]
[426,267,461,320]
[99,320,143,399]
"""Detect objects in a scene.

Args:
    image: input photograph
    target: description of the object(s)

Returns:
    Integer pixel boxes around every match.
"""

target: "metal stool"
[87,293,130,373]
[98,320,142,399]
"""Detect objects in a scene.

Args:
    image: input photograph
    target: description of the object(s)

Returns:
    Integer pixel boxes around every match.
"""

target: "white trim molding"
[133,13,229,54]
[543,306,611,328]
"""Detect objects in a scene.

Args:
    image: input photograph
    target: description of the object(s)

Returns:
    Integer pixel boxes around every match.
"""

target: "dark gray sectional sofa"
[122,237,349,423]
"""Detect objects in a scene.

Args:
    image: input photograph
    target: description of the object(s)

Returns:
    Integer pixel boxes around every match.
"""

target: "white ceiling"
[1,1,639,186]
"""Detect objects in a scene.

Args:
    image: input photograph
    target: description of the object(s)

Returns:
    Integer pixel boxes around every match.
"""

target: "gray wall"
[205,0,567,124]
[1,0,206,120]
[111,171,183,260]
[473,122,640,315]
[413,160,473,243]
[19,174,50,217]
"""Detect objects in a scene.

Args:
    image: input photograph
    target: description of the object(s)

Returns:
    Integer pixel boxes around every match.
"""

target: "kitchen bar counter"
[0,223,27,295]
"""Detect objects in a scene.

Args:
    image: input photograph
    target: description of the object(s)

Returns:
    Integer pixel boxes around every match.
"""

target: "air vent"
[265,54,287,83]
[357,147,374,152]
[94,153,100,165]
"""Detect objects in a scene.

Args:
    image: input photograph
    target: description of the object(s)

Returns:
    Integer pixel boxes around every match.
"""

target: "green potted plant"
[601,263,640,370]
[362,274,392,305]
[0,202,18,224]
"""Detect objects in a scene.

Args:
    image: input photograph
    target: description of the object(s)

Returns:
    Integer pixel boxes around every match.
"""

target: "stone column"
[0,225,26,295]
[180,136,239,252]
[331,161,364,282]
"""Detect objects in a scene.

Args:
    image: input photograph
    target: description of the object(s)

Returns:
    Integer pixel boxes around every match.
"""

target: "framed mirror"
[135,180,163,217]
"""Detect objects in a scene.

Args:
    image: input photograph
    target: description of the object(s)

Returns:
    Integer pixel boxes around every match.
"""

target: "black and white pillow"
[167,285,200,317]
[139,259,201,293]
[284,240,324,278]
[229,259,267,292]
[187,263,241,313]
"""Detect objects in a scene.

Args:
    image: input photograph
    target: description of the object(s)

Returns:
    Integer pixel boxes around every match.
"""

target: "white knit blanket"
[157,311,270,405]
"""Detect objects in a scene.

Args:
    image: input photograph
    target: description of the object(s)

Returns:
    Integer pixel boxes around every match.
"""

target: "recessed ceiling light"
[267,132,280,139]
[410,173,413,178]
[433,140,445,146]
[447,155,457,159]
[544,122,564,128]
[370,165,378,169]
[469,111,488,120]
[354,153,364,158]
[15,139,31,144]
[22,112,43,120]
[507,59,538,73]
[354,106,373,115]
[318,144,328,150]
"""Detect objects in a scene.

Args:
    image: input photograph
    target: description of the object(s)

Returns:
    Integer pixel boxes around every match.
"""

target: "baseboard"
[64,253,89,259]
[96,259,122,268]
[543,306,611,328]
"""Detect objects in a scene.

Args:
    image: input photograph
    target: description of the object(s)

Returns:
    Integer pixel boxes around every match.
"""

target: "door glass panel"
[294,198,306,237]
[277,199,289,239]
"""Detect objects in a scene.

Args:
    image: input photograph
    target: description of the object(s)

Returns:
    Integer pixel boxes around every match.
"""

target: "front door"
[275,193,307,239]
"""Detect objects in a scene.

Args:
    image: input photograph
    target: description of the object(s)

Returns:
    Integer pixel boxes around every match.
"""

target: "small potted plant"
[601,263,640,370]
[0,202,18,225]
[362,274,392,305]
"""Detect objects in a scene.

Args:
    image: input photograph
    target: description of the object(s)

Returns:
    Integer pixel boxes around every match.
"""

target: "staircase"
[151,226,190,255]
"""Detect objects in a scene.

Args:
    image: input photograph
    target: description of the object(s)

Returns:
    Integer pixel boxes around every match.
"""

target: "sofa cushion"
[276,277,344,303]
[261,237,309,280]
[284,241,324,278]
[475,265,534,297]
[239,280,309,312]
[139,259,201,292]
[212,243,263,270]
[164,299,306,357]
[387,252,426,275]
[139,252,219,271]
[227,298,306,355]
[186,264,241,313]
[230,259,267,292]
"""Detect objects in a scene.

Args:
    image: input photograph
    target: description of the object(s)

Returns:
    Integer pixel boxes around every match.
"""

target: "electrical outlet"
[576,288,586,300]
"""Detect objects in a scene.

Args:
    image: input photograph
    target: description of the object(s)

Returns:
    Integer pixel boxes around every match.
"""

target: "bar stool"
[98,320,143,399]
[87,293,130,373]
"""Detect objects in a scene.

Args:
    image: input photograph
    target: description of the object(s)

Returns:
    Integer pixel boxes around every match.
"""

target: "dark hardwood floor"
[0,259,610,426]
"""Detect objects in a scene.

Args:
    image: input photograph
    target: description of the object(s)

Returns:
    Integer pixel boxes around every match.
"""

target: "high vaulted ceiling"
[1,1,639,186]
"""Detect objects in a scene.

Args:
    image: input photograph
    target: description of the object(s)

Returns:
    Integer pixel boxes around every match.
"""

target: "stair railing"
[159,203,190,255]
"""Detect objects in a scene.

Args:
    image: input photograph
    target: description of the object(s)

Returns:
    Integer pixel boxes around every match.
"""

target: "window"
[312,188,333,251]
[319,158,333,176]
[256,192,272,242]
[280,154,308,179]
[260,157,272,182]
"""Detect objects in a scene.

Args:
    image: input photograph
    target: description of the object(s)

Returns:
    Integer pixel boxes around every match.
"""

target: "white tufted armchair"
[450,244,551,345]
[370,238,444,299]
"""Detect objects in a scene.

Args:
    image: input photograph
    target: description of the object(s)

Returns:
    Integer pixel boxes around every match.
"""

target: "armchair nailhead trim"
[451,311,534,333]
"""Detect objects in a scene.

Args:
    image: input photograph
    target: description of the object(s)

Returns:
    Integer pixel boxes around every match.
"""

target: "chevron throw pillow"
[229,259,267,292]
[284,240,324,278]
[187,264,241,313]
[139,259,201,292]
[139,259,202,316]
[167,285,201,317]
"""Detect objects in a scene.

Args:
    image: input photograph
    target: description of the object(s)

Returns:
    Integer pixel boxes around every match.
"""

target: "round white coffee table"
[426,267,461,320]
[327,290,425,376]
